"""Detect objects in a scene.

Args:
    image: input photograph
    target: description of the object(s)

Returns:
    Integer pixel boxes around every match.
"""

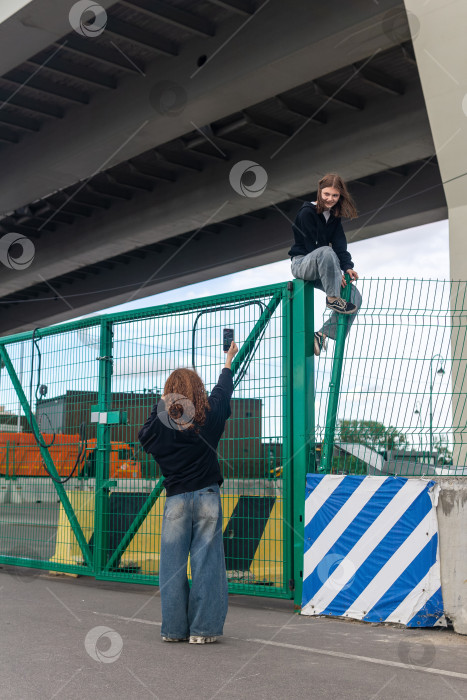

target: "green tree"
[338,420,407,453]
[432,436,453,465]
[331,453,367,475]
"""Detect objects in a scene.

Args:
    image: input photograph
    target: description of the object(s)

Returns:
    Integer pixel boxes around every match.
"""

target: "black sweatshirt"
[138,368,233,496]
[287,202,354,272]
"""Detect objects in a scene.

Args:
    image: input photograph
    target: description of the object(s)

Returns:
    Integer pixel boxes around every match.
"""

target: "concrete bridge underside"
[0,0,449,334]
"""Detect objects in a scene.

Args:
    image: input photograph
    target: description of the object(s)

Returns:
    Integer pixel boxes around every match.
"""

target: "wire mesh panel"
[0,284,290,596]
[315,279,467,476]
[96,286,290,597]
[2,277,465,597]
[0,328,100,575]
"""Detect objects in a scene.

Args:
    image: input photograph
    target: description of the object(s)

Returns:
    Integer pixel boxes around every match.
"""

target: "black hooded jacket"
[287,202,354,271]
[138,368,233,496]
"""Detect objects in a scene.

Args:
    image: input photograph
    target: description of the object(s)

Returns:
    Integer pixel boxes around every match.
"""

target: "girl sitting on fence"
[288,172,362,356]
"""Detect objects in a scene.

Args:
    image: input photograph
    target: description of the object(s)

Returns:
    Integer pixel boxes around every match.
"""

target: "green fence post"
[94,320,113,573]
[0,344,93,568]
[282,285,293,597]
[290,280,315,608]
[320,275,351,473]
[11,443,15,478]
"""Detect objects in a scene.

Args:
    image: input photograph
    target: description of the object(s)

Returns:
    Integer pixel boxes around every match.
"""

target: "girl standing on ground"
[288,173,361,355]
[138,341,238,644]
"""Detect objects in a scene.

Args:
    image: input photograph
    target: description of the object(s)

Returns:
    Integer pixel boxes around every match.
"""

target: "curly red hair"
[163,368,210,431]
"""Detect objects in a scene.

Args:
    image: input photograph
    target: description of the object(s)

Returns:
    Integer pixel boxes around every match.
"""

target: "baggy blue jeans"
[159,484,228,639]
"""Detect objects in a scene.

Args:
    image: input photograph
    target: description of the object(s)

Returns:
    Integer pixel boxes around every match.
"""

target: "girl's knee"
[320,246,335,258]
[318,247,340,270]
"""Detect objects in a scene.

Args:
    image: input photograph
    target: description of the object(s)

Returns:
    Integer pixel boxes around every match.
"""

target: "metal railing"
[0,278,466,605]
[0,282,300,600]
[316,278,467,478]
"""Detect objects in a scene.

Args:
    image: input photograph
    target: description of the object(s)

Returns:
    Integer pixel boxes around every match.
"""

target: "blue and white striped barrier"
[301,475,445,627]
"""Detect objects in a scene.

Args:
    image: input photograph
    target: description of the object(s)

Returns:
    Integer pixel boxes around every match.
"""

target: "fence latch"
[90,407,127,425]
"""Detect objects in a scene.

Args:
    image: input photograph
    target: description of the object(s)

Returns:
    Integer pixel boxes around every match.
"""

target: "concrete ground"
[0,566,466,700]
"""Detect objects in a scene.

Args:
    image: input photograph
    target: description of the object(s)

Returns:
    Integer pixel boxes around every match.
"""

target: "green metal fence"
[0,282,311,601]
[316,278,467,477]
[0,278,466,605]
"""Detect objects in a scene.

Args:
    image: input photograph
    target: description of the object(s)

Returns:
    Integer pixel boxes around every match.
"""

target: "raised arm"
[224,341,238,370]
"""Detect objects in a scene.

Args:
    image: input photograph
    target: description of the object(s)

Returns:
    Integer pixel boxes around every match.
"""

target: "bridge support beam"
[404,0,467,466]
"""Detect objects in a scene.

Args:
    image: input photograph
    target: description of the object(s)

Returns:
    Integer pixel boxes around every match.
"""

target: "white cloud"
[349,220,449,280]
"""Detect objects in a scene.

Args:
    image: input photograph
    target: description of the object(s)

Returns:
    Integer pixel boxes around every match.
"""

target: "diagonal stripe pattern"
[301,475,445,627]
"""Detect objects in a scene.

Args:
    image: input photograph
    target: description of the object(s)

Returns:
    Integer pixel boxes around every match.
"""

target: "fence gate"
[0,282,312,601]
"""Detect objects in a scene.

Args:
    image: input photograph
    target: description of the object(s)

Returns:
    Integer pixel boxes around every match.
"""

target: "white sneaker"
[189,636,218,644]
[162,636,188,642]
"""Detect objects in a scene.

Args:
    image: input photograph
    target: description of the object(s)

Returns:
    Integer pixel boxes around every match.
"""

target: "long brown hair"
[163,368,210,431]
[316,173,358,219]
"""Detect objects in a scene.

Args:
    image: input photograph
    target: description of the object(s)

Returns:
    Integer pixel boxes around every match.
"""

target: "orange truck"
[0,432,142,479]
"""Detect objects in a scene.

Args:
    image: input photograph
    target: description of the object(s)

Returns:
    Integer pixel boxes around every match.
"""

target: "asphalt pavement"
[0,565,466,700]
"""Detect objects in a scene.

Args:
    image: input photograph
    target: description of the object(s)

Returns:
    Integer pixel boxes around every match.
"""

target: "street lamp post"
[414,401,421,455]
[429,354,445,458]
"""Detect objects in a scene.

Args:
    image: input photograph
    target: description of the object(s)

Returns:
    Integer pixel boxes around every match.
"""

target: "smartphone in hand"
[223,328,234,352]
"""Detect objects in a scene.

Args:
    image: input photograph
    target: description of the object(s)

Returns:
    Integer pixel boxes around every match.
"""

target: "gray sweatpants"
[291,246,362,340]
